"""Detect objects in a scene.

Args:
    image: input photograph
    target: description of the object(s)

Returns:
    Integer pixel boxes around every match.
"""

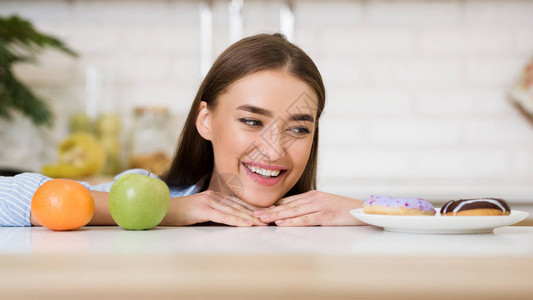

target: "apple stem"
[148,167,152,177]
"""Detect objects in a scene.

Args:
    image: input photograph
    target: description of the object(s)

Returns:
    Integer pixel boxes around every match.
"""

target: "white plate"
[350,208,529,234]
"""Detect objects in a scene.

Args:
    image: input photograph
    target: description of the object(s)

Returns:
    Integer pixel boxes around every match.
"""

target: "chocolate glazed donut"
[440,198,511,216]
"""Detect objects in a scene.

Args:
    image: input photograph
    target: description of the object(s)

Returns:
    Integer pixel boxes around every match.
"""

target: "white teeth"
[244,163,282,178]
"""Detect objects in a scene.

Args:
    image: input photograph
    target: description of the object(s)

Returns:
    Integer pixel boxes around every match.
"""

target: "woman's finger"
[209,191,254,215]
[254,202,320,223]
[275,212,321,227]
[206,208,255,227]
[276,190,316,206]
[209,198,268,226]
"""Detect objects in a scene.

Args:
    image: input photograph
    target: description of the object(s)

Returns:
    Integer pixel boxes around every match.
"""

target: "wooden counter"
[1,226,533,299]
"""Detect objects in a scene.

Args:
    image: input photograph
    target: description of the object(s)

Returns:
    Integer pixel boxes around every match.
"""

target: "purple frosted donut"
[363,195,436,216]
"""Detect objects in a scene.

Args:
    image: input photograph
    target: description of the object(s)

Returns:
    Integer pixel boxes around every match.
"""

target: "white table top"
[2,225,533,299]
[2,225,533,256]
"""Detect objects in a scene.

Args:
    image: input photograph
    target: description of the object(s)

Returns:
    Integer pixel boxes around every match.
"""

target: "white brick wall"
[320,28,416,57]
[1,0,533,203]
[418,28,514,56]
[414,89,512,117]
[367,119,462,146]
[364,1,462,26]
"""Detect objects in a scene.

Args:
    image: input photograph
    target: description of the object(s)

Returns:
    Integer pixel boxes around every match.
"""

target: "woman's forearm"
[88,191,116,225]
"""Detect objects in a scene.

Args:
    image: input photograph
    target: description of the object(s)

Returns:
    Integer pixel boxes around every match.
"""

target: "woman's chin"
[241,194,278,208]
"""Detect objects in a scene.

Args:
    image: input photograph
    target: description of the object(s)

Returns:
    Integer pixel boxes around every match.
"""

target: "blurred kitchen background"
[1,0,532,205]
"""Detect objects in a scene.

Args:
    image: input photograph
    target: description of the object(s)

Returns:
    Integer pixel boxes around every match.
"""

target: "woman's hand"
[252,190,364,226]
[162,190,269,227]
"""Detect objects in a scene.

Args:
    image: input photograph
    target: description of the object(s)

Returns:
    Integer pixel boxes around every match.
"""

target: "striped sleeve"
[0,169,198,227]
[0,173,51,227]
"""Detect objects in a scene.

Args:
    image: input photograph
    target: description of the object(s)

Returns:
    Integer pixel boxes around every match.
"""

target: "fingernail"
[275,220,284,225]
[260,213,271,219]
[253,211,263,216]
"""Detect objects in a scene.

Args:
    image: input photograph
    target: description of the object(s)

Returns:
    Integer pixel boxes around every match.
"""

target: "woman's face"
[197,69,318,207]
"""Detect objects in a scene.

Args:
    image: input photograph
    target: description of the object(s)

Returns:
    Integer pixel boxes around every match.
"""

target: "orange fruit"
[31,179,95,231]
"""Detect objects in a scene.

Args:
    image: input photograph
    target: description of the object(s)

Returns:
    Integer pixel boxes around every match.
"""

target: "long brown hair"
[163,33,326,196]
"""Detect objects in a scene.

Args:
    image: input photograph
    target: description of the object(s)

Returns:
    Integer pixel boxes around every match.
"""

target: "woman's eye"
[289,126,311,135]
[239,118,262,127]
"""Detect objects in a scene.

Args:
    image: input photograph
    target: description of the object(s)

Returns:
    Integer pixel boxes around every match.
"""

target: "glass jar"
[95,113,122,175]
[128,106,173,176]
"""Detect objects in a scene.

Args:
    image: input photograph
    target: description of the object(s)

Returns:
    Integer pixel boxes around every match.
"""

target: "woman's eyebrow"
[237,104,315,122]
[236,104,273,117]
[288,113,314,122]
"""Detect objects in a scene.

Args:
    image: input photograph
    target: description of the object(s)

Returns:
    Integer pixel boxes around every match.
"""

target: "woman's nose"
[259,125,286,162]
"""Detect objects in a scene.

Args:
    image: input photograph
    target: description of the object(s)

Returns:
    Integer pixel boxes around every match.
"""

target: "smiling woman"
[0,33,364,228]
[161,33,364,226]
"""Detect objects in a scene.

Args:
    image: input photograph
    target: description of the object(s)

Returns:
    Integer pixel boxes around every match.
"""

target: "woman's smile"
[241,161,288,186]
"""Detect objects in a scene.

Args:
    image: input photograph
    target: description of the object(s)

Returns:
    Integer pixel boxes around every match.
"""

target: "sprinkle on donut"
[363,195,436,216]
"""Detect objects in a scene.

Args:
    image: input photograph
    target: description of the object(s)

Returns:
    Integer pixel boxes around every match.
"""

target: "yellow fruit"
[42,163,86,178]
[42,133,106,178]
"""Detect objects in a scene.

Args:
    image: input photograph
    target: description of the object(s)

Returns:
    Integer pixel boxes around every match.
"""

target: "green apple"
[109,173,170,230]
